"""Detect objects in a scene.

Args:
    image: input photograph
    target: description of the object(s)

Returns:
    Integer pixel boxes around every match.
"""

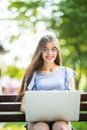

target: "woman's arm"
[69,78,75,90]
[20,96,25,113]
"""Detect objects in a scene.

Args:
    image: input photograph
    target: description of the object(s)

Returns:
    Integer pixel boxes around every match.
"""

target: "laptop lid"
[25,90,80,122]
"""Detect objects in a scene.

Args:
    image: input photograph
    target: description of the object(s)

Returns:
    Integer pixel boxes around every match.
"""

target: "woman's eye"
[43,48,48,52]
[52,48,57,52]
[42,47,57,53]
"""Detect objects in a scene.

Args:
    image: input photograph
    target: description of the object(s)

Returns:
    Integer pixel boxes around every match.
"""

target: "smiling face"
[41,42,58,64]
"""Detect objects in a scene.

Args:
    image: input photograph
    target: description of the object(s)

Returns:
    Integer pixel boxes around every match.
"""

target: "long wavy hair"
[17,34,62,101]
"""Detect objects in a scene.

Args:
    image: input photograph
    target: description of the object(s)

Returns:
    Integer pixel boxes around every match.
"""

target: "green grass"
[0,122,87,130]
[0,122,25,130]
[72,122,87,130]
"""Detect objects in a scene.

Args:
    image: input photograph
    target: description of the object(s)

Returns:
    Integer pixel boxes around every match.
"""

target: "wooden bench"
[0,93,87,122]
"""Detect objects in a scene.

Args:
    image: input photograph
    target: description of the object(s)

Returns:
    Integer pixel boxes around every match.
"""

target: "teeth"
[47,56,52,58]
[47,57,52,59]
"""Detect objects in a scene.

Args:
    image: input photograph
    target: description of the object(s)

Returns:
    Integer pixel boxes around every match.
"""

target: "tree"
[7,0,87,90]
[46,0,87,89]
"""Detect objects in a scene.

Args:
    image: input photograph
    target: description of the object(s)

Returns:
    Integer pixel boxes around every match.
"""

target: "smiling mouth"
[46,56,54,60]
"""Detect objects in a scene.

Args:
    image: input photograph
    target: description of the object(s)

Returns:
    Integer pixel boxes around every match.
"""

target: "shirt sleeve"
[27,72,37,90]
[66,67,77,82]
[64,67,77,90]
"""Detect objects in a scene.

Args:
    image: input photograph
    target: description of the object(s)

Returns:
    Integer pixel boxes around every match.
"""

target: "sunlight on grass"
[72,122,87,130]
[0,122,87,130]
[0,122,25,130]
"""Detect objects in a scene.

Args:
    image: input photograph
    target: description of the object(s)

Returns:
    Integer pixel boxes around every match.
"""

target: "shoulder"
[61,66,76,72]
[61,66,77,78]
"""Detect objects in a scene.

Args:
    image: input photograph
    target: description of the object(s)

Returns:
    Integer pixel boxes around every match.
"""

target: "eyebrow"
[43,47,57,49]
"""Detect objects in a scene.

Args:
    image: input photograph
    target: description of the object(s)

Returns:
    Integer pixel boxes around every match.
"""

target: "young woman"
[18,34,76,130]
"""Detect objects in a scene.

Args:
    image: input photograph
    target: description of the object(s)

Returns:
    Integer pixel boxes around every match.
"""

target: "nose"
[47,50,52,54]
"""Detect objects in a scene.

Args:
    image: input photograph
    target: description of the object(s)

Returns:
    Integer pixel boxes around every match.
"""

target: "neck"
[40,63,58,72]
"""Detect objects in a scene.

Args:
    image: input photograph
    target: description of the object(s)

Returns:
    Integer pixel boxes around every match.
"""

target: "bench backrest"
[0,94,87,122]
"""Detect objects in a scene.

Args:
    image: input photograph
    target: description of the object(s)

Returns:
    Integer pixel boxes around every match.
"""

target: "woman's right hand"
[20,95,25,113]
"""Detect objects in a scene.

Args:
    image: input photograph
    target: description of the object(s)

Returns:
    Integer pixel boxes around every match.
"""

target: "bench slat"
[79,113,87,121]
[80,103,87,111]
[0,114,25,122]
[0,95,16,102]
[0,94,87,122]
[0,103,87,111]
[0,104,21,111]
[0,113,87,122]
[0,93,87,102]
[0,94,87,102]
[81,94,87,101]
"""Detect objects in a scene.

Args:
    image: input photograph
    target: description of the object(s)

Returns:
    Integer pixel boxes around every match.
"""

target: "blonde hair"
[17,34,62,101]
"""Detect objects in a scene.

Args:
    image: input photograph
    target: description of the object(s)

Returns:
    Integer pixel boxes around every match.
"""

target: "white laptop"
[25,90,81,122]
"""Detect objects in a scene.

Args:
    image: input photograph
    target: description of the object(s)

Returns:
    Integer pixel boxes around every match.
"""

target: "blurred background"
[0,0,87,129]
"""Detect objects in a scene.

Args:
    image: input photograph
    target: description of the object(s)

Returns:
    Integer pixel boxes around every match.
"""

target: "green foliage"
[1,122,87,130]
[7,0,87,90]
[1,122,25,130]
[72,122,87,130]
[0,1,87,129]
[45,0,87,90]
[8,0,45,28]
[3,66,25,79]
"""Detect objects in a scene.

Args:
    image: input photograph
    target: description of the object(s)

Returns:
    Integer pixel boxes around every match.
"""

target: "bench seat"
[0,94,87,122]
